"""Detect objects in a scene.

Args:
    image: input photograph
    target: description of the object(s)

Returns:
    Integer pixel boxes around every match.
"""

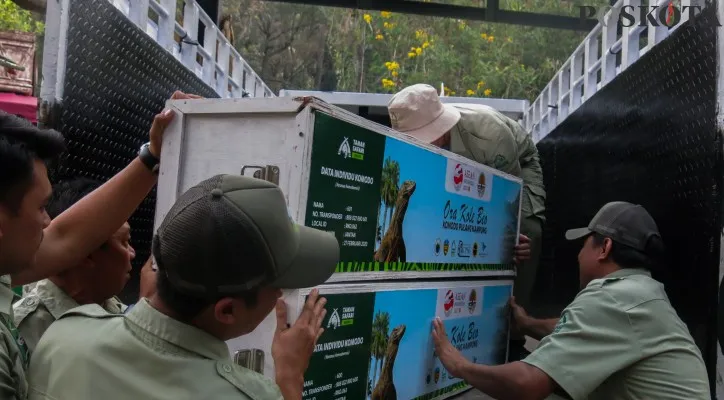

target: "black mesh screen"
[49,0,219,302]
[531,4,721,393]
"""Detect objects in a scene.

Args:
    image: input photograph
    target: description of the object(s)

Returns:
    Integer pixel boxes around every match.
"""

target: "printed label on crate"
[304,111,522,273]
[301,282,513,400]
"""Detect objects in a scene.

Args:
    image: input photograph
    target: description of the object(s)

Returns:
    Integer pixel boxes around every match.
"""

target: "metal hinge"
[233,349,265,373]
[241,165,280,185]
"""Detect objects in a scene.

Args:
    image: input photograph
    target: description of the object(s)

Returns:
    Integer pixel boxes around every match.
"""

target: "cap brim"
[565,227,592,241]
[269,225,340,289]
[401,104,461,144]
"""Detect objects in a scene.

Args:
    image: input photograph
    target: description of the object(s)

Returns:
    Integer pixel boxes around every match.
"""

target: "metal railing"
[110,0,274,98]
[523,0,698,143]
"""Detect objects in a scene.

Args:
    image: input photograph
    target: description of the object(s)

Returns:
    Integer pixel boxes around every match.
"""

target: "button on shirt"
[27,299,283,400]
[13,279,126,352]
[522,269,710,400]
[0,275,29,400]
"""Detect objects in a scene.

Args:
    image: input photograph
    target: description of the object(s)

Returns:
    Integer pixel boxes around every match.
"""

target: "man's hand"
[432,317,469,378]
[138,256,157,300]
[513,234,531,265]
[272,289,327,388]
[509,296,530,336]
[148,91,203,158]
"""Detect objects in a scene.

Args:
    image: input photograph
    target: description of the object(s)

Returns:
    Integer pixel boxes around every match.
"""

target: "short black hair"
[46,177,102,219]
[590,232,665,272]
[0,111,65,213]
[155,268,259,322]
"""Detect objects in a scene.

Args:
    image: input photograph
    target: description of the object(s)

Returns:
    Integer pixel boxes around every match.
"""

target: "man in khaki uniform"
[430,201,710,399]
[388,84,545,358]
[14,178,132,352]
[28,174,340,399]
[0,92,198,399]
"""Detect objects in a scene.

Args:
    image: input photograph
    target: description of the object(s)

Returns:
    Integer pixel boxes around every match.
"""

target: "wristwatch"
[138,142,160,174]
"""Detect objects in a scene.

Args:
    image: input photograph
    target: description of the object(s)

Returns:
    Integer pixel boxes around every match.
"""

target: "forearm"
[275,372,303,400]
[522,317,559,341]
[13,158,156,285]
[458,361,545,400]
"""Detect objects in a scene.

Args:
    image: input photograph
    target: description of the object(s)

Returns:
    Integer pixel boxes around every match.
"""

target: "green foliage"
[0,0,44,34]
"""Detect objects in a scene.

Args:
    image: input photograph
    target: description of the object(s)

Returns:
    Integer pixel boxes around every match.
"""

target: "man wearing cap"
[27,174,340,400]
[388,83,546,359]
[430,201,710,400]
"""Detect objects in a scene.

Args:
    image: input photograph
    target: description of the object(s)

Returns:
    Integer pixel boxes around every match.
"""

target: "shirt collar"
[0,275,14,316]
[125,299,230,361]
[604,268,652,279]
[34,279,80,320]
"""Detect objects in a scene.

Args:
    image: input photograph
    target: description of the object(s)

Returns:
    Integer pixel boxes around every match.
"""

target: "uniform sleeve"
[16,307,55,354]
[521,288,642,400]
[0,332,19,400]
[464,113,521,177]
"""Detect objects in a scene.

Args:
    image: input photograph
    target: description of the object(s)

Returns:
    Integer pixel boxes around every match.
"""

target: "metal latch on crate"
[241,165,280,185]
[233,349,265,373]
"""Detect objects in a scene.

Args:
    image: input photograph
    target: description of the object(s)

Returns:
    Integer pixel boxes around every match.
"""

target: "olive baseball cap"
[565,201,661,252]
[152,174,340,297]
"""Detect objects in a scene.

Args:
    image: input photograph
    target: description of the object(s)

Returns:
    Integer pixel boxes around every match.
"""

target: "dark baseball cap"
[565,201,661,252]
[152,174,340,297]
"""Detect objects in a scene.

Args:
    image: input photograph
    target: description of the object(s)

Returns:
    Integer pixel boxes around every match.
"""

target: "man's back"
[28,300,282,400]
[523,269,709,400]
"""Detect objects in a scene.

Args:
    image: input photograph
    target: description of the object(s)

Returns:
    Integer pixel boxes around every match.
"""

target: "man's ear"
[597,237,613,261]
[213,297,239,325]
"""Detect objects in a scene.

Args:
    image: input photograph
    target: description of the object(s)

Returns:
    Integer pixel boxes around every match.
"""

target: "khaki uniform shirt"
[523,269,710,400]
[0,275,29,400]
[27,299,283,400]
[449,103,546,222]
[13,279,126,352]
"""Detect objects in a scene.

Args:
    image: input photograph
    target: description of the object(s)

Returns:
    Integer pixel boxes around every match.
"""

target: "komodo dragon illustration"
[374,180,416,263]
[372,324,406,400]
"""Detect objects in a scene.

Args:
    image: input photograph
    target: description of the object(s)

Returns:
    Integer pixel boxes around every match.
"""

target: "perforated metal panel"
[49,0,219,302]
[532,4,721,394]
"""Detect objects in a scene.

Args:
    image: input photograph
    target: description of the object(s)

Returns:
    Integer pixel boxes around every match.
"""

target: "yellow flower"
[506,37,512,43]
[484,89,492,96]
[415,47,422,55]
[392,70,398,77]
[383,22,395,29]
[363,14,372,24]
[466,89,475,96]
[458,20,466,29]
[477,81,485,89]
[481,33,488,39]
[488,36,495,42]
[380,11,392,18]
[382,78,395,88]
[450,90,456,95]
[375,34,384,40]
[384,61,399,71]
[422,41,430,49]
[415,29,425,39]
[408,52,416,58]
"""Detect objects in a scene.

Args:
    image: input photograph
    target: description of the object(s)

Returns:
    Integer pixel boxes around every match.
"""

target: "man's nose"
[128,245,136,260]
[42,210,51,228]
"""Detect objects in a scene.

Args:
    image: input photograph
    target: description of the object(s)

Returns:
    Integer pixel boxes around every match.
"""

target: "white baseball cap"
[387,84,461,143]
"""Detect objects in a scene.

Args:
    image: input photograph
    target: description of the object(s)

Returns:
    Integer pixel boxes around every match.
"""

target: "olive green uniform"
[13,279,126,352]
[448,103,546,308]
[523,269,710,400]
[0,275,29,400]
[27,299,283,400]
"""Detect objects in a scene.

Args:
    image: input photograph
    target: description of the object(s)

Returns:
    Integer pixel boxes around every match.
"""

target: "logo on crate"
[457,241,471,258]
[468,289,478,314]
[326,306,356,329]
[451,241,457,257]
[453,164,464,191]
[472,242,478,257]
[477,173,487,197]
[443,290,455,317]
[443,239,450,256]
[434,238,441,256]
[337,137,366,160]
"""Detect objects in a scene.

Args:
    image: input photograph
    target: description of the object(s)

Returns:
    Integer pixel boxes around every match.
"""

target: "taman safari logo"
[327,308,341,329]
[337,137,366,160]
[337,138,351,159]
